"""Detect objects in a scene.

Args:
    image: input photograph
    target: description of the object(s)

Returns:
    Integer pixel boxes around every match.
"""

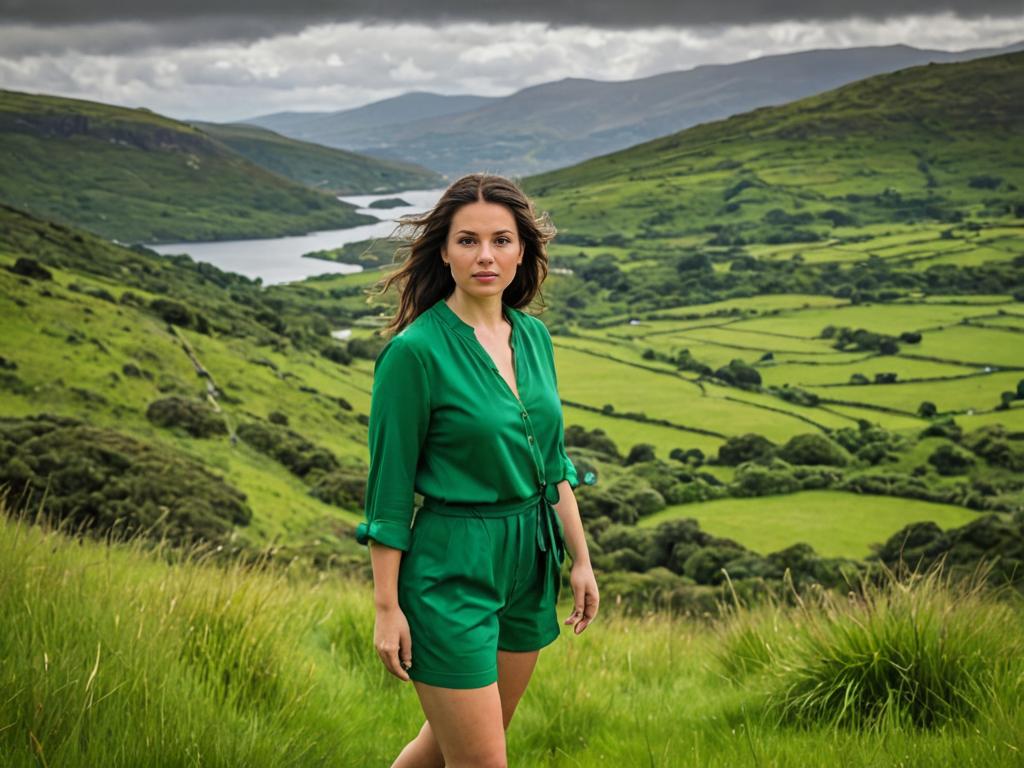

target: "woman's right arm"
[369,541,413,680]
[356,336,432,681]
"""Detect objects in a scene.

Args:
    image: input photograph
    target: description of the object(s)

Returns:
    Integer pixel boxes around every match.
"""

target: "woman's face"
[441,200,524,301]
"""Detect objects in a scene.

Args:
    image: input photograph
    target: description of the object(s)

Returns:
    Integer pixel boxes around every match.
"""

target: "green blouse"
[355,297,579,552]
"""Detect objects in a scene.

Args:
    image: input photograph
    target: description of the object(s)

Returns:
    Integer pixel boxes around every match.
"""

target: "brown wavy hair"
[366,172,556,338]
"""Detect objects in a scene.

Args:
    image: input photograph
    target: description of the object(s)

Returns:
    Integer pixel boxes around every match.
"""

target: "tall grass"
[712,563,1024,732]
[2,492,1022,766]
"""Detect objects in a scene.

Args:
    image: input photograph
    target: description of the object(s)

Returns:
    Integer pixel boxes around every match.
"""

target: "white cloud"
[0,14,1020,122]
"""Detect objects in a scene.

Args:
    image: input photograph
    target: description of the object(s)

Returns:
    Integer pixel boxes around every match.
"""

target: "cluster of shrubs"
[871,511,1024,587]
[146,396,227,437]
[587,515,861,616]
[0,414,251,547]
[234,420,368,511]
[821,325,908,354]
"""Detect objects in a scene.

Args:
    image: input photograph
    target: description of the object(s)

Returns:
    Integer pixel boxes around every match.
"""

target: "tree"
[917,401,938,418]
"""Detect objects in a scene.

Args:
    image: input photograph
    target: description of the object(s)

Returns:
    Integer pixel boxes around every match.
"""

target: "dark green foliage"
[771,385,820,407]
[146,397,228,438]
[346,336,387,361]
[918,401,937,418]
[9,257,52,280]
[718,433,777,466]
[321,346,354,366]
[731,460,802,497]
[928,444,976,476]
[962,425,1024,471]
[675,349,713,376]
[919,417,962,442]
[714,358,762,387]
[565,424,621,460]
[0,414,251,546]
[832,327,901,354]
[308,464,369,510]
[624,443,656,466]
[778,434,850,467]
[235,421,339,480]
[968,174,1003,189]
[873,514,1024,587]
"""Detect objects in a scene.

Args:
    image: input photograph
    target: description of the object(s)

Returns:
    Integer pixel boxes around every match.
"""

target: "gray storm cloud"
[3,0,1023,29]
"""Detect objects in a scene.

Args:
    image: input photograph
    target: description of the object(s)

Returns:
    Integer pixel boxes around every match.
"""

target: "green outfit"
[355,297,579,688]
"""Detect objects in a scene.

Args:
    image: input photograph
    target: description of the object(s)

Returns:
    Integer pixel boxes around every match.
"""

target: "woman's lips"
[473,274,497,281]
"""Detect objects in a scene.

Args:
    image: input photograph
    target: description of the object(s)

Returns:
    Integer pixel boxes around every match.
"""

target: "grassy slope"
[193,121,444,195]
[2,509,1021,767]
[0,89,376,243]
[0,205,374,553]
[524,51,1023,248]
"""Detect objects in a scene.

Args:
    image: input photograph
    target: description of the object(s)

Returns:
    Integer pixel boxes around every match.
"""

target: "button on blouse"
[356,297,579,551]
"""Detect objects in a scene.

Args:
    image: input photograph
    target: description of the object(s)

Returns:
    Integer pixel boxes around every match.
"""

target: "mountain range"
[243,41,1024,178]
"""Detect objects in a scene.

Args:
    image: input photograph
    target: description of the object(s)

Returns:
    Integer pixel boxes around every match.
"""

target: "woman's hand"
[374,604,413,681]
[564,559,599,635]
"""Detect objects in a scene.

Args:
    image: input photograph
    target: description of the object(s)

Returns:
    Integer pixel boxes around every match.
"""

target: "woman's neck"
[445,290,508,333]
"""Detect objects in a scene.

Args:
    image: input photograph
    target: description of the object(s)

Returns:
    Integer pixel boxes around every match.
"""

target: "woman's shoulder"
[376,305,443,361]
[509,306,553,344]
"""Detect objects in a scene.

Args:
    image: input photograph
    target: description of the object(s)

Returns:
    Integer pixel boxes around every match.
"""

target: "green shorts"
[397,492,565,689]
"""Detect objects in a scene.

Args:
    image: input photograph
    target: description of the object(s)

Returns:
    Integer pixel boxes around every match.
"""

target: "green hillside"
[525,51,1023,254]
[193,121,443,194]
[0,89,377,243]
[0,204,381,559]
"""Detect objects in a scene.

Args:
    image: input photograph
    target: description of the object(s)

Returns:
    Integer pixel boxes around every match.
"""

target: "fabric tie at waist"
[417,482,566,568]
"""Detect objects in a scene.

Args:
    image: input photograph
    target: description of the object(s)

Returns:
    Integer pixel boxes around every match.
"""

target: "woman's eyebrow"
[455,229,514,235]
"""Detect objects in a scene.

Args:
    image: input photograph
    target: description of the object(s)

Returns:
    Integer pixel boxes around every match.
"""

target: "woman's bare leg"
[496,649,540,729]
[410,681,506,768]
[391,718,445,768]
[391,650,541,768]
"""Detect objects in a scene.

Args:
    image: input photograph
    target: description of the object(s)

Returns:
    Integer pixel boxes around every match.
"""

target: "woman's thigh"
[496,649,540,728]
[413,680,506,766]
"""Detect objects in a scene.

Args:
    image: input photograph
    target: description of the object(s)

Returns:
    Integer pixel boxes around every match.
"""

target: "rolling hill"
[0,89,383,243]
[245,42,1023,177]
[191,121,443,194]
[523,50,1024,254]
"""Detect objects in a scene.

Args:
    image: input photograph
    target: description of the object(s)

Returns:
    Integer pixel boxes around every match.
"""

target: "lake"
[150,188,446,285]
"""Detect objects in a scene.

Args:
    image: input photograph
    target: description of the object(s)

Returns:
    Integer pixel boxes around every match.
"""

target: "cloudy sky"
[0,1,1021,122]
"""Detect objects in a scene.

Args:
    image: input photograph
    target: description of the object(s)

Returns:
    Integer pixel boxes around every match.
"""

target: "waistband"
[417,492,540,518]
[417,484,567,567]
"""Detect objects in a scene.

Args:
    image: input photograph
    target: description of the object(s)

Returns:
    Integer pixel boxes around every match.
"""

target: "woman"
[354,172,599,768]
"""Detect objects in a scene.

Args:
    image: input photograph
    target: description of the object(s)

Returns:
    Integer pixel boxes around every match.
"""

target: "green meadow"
[2,506,1022,767]
[637,490,977,558]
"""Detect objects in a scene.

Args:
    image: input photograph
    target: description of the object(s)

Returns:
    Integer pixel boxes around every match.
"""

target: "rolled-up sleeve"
[356,335,431,551]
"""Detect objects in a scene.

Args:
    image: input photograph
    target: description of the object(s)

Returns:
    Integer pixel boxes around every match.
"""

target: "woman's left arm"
[552,479,599,634]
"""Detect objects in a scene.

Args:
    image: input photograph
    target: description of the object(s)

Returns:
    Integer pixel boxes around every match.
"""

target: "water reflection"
[150,188,445,285]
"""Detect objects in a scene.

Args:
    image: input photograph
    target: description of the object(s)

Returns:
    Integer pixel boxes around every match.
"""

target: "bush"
[714,359,762,387]
[146,397,227,438]
[150,298,194,328]
[778,434,850,467]
[0,414,251,547]
[718,433,777,466]
[927,444,975,476]
[236,421,339,479]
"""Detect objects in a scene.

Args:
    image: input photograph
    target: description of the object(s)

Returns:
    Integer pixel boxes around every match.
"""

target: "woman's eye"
[458,237,474,245]
[497,237,511,245]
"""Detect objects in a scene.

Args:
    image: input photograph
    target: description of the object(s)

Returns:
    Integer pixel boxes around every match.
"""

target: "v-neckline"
[435,298,523,404]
